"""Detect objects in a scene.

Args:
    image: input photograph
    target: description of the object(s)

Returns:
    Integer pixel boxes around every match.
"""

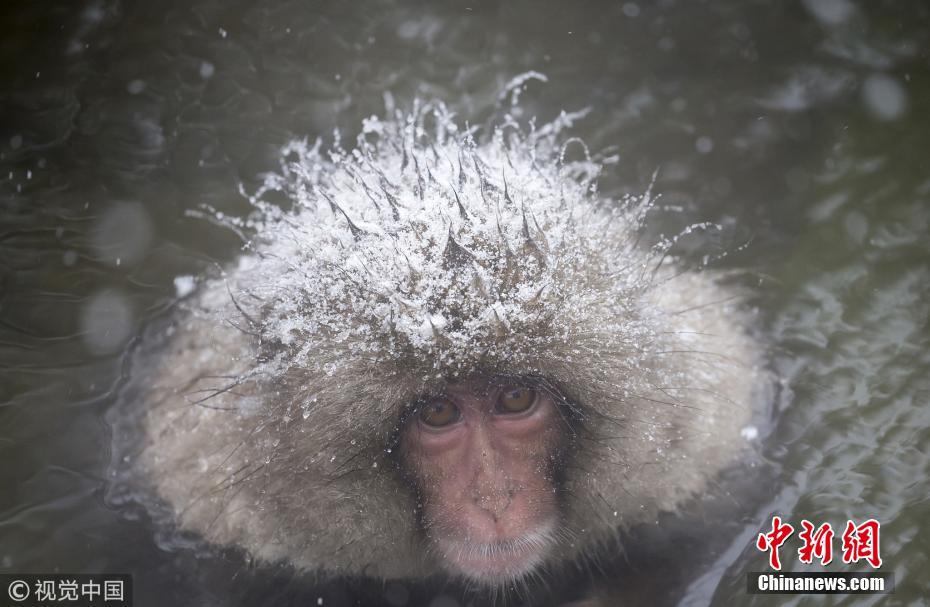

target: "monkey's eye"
[419,399,461,428]
[496,386,537,414]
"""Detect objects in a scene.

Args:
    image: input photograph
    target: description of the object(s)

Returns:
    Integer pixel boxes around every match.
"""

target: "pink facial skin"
[401,380,563,584]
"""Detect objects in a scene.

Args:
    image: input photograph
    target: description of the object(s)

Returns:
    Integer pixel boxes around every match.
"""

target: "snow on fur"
[236,101,674,413]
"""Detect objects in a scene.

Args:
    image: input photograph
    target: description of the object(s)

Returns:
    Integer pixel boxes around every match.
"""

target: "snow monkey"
[114,101,764,605]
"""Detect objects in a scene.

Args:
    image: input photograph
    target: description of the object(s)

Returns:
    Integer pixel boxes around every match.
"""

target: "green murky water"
[2,1,928,605]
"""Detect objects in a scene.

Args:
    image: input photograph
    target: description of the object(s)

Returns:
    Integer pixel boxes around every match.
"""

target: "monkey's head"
[122,102,762,591]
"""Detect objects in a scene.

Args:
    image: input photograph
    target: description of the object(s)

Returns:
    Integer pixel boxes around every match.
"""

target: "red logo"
[756,517,881,570]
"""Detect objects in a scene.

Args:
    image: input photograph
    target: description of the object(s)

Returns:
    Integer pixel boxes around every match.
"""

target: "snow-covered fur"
[116,102,762,581]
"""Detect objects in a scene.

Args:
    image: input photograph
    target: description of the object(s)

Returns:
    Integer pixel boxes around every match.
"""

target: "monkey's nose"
[472,487,514,522]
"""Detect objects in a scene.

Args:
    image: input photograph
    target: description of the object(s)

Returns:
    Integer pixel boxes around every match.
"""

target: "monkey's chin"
[435,521,557,586]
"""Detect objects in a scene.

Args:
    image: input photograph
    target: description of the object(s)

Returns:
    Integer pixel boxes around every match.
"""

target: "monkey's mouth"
[435,521,557,584]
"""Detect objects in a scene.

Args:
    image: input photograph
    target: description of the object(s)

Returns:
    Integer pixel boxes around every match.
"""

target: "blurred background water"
[1,1,928,605]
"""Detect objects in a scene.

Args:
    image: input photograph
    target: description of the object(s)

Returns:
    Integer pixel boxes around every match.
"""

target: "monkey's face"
[400,379,563,585]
